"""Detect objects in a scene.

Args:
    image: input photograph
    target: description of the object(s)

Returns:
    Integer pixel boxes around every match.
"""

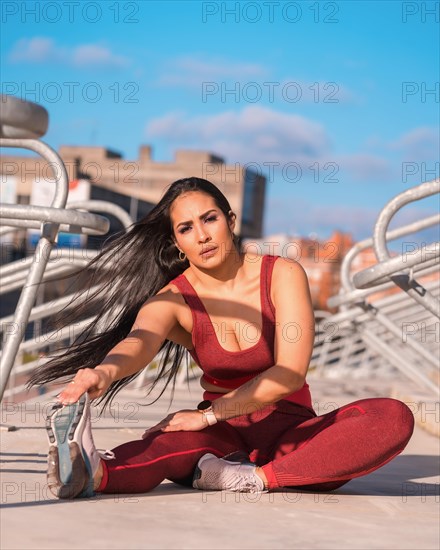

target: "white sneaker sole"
[46,394,92,499]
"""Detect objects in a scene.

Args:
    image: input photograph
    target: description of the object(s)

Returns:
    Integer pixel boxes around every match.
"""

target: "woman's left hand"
[141,409,207,438]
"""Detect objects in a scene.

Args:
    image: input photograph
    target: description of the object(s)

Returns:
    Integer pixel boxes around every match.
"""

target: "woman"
[31,177,414,499]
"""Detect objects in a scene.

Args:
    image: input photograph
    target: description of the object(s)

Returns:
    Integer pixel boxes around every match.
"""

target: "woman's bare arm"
[58,288,181,403]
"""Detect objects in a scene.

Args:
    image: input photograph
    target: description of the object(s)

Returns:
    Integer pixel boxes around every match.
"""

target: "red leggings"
[99,397,414,494]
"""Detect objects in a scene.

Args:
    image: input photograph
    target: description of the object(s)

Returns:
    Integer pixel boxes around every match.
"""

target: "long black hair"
[28,177,238,408]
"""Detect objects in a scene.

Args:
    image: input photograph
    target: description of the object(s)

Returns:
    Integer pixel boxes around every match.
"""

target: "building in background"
[0,144,266,252]
[242,231,409,311]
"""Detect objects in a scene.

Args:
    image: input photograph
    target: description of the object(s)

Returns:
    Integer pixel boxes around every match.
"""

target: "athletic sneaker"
[192,452,267,493]
[46,393,114,499]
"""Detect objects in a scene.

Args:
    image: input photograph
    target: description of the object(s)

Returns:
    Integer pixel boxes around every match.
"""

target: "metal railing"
[0,200,134,401]
[310,179,439,395]
[0,141,116,399]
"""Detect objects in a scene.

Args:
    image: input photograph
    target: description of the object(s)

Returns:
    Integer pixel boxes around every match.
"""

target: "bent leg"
[262,397,414,490]
[101,422,245,494]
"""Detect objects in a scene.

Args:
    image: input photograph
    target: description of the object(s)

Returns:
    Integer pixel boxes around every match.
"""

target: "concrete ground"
[1,376,439,550]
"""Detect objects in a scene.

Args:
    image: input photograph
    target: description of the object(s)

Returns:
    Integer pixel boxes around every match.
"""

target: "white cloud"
[156,55,267,87]
[146,105,330,165]
[146,105,392,181]
[388,127,439,161]
[72,44,129,68]
[9,37,64,63]
[277,78,358,104]
[334,153,392,182]
[156,56,358,104]
[8,37,130,69]
[157,56,359,106]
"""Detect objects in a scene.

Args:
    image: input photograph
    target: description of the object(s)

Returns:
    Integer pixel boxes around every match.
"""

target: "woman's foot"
[46,393,107,498]
[192,453,268,493]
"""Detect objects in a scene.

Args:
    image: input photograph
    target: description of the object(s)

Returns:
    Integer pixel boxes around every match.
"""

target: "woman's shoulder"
[242,251,305,272]
[146,275,189,308]
[270,254,309,285]
[157,279,186,299]
[257,252,304,269]
[241,253,307,288]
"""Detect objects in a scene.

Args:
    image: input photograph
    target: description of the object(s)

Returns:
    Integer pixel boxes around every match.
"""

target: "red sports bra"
[170,255,313,411]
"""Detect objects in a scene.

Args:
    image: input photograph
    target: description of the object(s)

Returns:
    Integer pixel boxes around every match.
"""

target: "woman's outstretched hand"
[57,367,112,405]
[141,409,207,438]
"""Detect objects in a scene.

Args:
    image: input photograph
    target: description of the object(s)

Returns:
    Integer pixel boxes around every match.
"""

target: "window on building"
[242,168,258,226]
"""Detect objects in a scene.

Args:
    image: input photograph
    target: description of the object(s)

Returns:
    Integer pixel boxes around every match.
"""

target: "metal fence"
[311,180,439,395]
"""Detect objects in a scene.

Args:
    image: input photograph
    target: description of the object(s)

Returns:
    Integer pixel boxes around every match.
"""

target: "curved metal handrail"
[329,261,438,309]
[0,204,110,235]
[0,198,133,235]
[323,180,439,395]
[0,258,93,293]
[374,179,439,262]
[0,137,111,399]
[340,214,440,292]
[0,138,69,208]
[67,200,133,230]
[353,242,439,287]
[351,180,440,318]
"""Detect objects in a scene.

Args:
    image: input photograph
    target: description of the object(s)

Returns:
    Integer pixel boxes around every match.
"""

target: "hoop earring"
[178,250,186,261]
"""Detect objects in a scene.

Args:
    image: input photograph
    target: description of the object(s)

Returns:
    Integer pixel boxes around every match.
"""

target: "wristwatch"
[197,400,218,426]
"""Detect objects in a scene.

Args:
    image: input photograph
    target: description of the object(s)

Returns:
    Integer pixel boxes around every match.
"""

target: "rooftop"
[1,376,439,550]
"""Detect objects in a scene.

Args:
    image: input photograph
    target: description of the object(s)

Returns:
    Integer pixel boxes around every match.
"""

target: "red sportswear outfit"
[99,255,414,494]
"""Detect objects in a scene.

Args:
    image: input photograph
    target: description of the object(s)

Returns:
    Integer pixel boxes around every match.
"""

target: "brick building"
[242,231,427,311]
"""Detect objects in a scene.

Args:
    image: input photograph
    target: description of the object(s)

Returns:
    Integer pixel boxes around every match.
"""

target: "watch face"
[197,399,212,411]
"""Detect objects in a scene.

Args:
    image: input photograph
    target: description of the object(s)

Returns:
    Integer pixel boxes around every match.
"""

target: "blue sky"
[2,0,439,245]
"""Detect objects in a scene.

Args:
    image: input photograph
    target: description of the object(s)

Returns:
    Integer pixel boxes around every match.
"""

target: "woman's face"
[170,191,235,266]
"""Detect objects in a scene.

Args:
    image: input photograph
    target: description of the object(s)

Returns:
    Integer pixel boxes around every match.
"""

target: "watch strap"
[197,400,218,426]
[201,408,217,426]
